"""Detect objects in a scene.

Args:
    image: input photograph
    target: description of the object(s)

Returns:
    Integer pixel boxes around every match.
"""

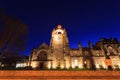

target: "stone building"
[28,25,120,70]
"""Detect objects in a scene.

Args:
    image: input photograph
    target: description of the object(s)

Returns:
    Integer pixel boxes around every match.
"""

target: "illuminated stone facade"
[28,25,120,70]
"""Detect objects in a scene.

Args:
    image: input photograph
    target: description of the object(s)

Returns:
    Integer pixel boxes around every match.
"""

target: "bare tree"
[0,10,28,57]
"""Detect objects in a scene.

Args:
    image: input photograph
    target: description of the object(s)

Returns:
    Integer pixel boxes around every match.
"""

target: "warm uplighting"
[71,59,79,68]
[16,63,27,68]
[54,35,60,41]
[31,62,38,68]
[72,64,75,68]
[74,59,78,67]
[28,25,120,70]
[48,62,51,69]
[84,61,86,64]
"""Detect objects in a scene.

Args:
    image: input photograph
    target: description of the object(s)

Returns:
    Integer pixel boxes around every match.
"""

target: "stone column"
[51,60,53,69]
[64,59,66,68]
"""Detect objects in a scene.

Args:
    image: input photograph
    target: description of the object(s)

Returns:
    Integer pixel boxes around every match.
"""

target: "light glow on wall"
[60,64,65,69]
[78,59,83,69]
[72,64,75,68]
[48,62,51,69]
[31,62,38,68]
[84,61,86,64]
[54,35,60,41]
[16,63,27,68]
[74,59,78,67]
[71,59,79,68]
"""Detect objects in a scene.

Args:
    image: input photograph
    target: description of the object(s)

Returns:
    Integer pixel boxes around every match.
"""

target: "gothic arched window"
[96,51,100,56]
[37,51,47,61]
[118,46,120,52]
[84,51,90,56]
[108,46,114,55]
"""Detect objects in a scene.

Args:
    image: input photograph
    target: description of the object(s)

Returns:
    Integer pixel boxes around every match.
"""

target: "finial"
[57,25,62,29]
[78,42,82,48]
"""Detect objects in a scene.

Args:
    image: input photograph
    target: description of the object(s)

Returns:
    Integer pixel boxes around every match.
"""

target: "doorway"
[108,65,113,70]
[39,62,44,69]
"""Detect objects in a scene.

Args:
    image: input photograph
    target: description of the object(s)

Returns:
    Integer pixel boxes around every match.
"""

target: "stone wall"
[0,70,120,79]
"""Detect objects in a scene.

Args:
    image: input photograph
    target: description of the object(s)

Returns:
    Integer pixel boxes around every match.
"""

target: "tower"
[50,25,69,68]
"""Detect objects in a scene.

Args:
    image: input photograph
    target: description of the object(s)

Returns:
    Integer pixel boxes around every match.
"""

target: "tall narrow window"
[108,46,114,55]
[74,59,78,67]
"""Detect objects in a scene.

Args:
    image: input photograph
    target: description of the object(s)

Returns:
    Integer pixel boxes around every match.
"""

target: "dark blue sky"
[1,0,120,55]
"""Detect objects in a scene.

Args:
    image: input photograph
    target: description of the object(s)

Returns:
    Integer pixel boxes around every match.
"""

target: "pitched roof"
[38,42,49,49]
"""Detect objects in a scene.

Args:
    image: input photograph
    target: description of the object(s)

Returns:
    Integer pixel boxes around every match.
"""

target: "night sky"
[1,0,120,56]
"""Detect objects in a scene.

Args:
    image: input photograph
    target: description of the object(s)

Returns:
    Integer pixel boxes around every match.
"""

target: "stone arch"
[58,31,62,34]
[107,46,114,55]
